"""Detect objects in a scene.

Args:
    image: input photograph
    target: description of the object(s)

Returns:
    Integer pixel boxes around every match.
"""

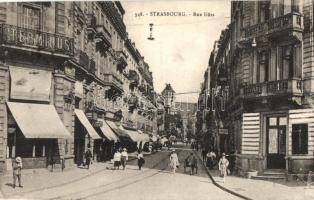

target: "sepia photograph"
[0,0,313,199]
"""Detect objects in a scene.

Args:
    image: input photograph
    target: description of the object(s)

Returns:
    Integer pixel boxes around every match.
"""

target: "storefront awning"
[123,128,142,142]
[138,132,150,142]
[99,119,118,142]
[106,121,130,139]
[74,109,101,139]
[7,102,72,139]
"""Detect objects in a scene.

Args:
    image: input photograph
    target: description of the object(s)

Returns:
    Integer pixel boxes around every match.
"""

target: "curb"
[194,150,252,200]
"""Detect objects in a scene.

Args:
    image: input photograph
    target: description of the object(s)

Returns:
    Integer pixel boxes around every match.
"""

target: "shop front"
[106,120,134,151]
[239,110,314,174]
[74,109,102,165]
[97,119,119,161]
[6,102,72,169]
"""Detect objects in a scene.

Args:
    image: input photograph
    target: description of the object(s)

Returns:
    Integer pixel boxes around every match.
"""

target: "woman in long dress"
[169,150,179,174]
[218,153,229,183]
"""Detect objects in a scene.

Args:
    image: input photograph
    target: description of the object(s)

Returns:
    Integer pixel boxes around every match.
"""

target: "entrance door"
[267,117,286,169]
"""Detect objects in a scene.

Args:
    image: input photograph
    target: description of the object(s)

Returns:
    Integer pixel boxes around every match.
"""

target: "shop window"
[34,142,43,157]
[292,124,308,154]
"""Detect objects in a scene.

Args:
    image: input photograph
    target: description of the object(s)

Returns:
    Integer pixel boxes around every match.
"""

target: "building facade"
[0,1,158,172]
[199,0,314,175]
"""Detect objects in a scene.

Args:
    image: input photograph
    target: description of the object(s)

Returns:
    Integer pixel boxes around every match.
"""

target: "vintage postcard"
[0,0,313,199]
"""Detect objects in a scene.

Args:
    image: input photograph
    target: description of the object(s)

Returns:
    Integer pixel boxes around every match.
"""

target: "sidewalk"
[0,152,152,199]
[0,162,109,198]
[194,150,314,200]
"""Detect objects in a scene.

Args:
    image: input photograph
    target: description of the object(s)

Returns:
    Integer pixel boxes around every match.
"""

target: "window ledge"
[286,155,313,160]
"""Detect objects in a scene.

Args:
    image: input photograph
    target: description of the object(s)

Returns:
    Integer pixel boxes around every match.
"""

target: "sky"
[122,0,231,103]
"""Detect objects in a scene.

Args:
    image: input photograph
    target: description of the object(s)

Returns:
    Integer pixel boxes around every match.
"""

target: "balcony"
[242,13,303,42]
[116,51,128,72]
[89,59,96,74]
[103,73,123,92]
[0,24,74,56]
[86,14,97,38]
[95,25,111,52]
[78,50,89,70]
[242,79,303,99]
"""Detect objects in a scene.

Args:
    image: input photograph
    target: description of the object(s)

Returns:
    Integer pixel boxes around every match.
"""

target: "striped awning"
[98,119,118,142]
[75,109,101,139]
[106,121,130,139]
[7,102,72,139]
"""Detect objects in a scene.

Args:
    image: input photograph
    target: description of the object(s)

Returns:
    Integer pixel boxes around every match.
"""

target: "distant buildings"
[198,0,314,176]
[175,102,197,140]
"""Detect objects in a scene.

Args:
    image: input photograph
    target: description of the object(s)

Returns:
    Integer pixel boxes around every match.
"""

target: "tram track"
[4,152,154,198]
[46,149,183,200]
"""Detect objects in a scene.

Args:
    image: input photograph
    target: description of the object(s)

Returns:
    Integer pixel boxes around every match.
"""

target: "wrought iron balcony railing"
[103,73,123,92]
[242,79,303,98]
[0,24,74,56]
[242,13,303,40]
[95,25,111,51]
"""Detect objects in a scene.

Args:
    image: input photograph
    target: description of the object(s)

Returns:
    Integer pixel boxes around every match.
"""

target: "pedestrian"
[201,148,207,163]
[206,149,216,169]
[218,153,229,183]
[185,153,198,175]
[189,153,198,175]
[84,147,92,169]
[169,149,179,174]
[121,148,128,170]
[137,150,145,170]
[12,156,23,188]
[195,142,199,151]
[113,149,121,170]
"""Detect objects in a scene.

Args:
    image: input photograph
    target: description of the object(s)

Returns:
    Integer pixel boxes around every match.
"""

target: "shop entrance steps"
[251,170,286,181]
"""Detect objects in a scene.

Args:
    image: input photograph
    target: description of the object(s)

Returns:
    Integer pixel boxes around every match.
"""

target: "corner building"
[228,0,314,175]
[0,1,157,172]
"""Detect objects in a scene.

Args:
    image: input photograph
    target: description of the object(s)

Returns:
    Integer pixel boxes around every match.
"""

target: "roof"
[161,84,175,95]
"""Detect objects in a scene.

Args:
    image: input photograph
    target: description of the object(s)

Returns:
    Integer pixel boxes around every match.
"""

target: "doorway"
[266,116,286,169]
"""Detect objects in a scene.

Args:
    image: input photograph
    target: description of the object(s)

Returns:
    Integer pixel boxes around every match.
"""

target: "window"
[271,0,300,18]
[277,45,294,80]
[22,5,40,30]
[257,51,269,83]
[292,124,308,154]
[258,1,270,23]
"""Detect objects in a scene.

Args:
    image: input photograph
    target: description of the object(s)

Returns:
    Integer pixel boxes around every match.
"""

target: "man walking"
[12,156,23,188]
[84,147,92,169]
[121,148,128,170]
[186,153,198,175]
[201,148,207,163]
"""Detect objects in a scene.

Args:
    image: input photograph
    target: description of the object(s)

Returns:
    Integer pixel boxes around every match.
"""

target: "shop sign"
[10,66,52,102]
[218,129,228,135]
[94,120,103,128]
[3,24,73,55]
[75,81,84,98]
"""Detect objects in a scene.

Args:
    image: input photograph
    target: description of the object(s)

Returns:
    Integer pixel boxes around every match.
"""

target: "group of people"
[112,148,129,170]
[112,148,145,171]
[201,148,230,183]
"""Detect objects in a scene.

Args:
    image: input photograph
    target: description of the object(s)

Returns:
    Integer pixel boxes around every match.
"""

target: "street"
[3,145,239,200]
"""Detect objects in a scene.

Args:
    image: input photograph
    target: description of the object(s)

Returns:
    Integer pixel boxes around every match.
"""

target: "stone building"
[0,1,157,172]
[199,0,314,176]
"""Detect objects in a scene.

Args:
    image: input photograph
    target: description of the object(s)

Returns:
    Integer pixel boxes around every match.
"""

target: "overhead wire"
[125,16,230,27]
